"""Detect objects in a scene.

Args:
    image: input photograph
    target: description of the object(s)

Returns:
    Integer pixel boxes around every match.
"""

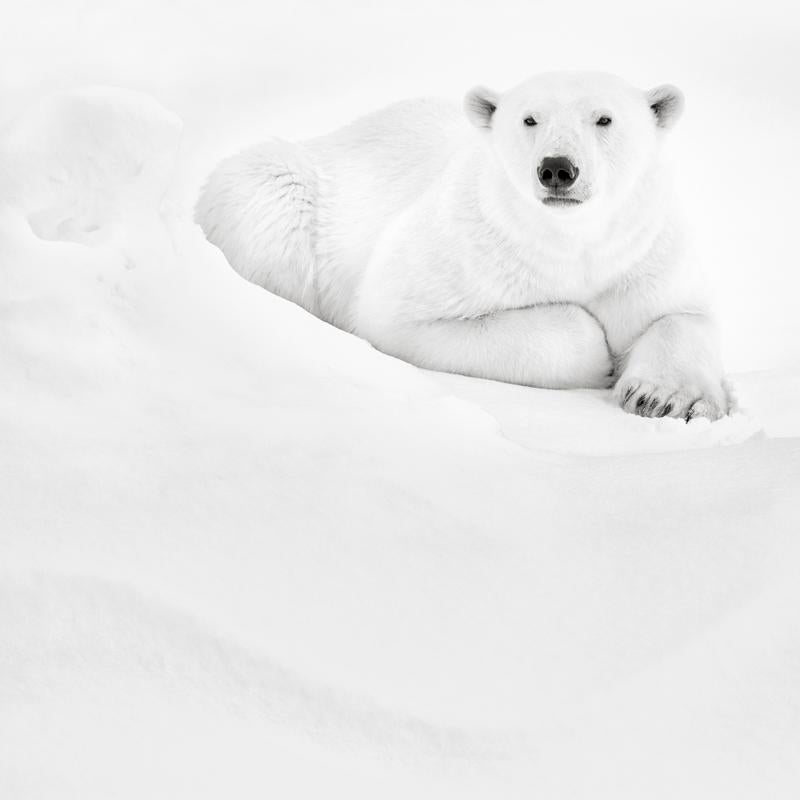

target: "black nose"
[537,156,579,189]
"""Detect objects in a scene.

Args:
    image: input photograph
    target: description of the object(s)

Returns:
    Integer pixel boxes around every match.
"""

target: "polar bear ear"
[646,84,685,129]
[464,86,499,129]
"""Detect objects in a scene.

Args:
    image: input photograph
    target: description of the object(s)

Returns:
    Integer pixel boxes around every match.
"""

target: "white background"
[2,0,799,372]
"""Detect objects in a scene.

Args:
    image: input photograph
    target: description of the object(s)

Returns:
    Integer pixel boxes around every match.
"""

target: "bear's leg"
[614,313,729,420]
[365,303,614,389]
[195,140,318,314]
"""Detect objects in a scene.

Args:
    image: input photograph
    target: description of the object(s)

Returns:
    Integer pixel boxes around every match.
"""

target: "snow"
[1,7,800,798]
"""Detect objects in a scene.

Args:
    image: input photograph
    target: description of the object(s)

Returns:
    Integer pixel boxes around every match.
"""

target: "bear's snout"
[537,156,579,190]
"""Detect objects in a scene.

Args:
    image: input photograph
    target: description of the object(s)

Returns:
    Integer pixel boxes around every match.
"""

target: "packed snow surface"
[1,88,799,799]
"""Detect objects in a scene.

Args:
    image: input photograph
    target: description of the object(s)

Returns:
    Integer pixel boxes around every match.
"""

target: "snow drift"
[1,88,799,799]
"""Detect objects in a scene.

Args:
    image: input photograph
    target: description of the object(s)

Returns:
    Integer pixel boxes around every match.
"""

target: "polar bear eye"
[596,116,612,126]
[523,116,537,127]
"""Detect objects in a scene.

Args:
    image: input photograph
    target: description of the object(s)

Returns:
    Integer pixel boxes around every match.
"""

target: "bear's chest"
[455,234,628,313]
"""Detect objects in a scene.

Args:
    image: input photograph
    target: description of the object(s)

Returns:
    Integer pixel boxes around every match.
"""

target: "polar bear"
[196,71,728,420]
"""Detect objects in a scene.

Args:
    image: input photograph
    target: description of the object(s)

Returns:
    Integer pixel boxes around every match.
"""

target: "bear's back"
[305,98,474,328]
[306,97,468,191]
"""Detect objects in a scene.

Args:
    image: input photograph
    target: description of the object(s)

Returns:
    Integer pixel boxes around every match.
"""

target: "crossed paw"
[614,376,729,421]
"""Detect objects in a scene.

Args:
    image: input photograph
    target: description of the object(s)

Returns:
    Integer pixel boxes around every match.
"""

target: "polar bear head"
[464,71,683,217]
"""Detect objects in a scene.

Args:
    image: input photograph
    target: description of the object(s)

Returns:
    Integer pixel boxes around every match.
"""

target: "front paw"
[614,374,729,421]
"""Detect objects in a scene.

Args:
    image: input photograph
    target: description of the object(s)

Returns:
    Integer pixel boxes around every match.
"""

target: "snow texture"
[1,86,799,799]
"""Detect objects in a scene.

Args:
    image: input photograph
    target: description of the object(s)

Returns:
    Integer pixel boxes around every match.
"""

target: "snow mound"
[1,88,799,799]
[0,87,180,243]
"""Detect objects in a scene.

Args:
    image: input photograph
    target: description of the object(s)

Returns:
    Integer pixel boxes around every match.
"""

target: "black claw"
[648,397,659,412]
[624,386,636,403]
[659,403,673,417]
[685,408,695,423]
[636,394,647,411]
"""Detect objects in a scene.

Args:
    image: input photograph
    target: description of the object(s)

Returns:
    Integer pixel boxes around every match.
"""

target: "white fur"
[196,71,728,419]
